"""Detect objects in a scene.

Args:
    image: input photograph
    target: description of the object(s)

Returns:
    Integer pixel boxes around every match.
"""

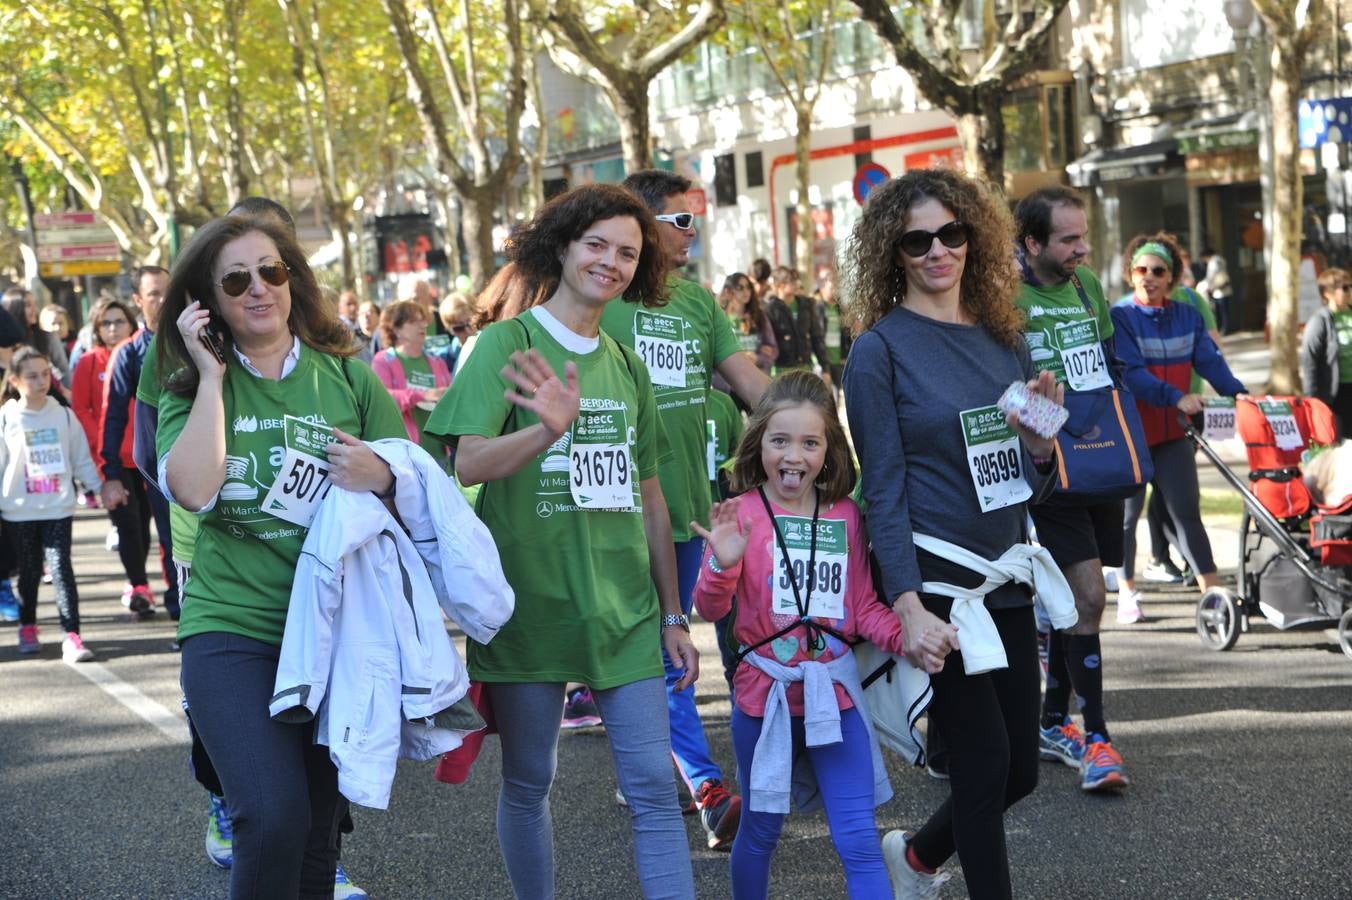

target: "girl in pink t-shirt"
[692,370,906,900]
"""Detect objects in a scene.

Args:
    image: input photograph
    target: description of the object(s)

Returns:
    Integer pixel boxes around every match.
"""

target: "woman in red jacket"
[71,297,153,612]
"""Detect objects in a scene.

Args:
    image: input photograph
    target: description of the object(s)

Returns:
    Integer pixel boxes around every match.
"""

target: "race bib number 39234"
[260,416,335,528]
[960,405,1032,513]
[1259,399,1303,451]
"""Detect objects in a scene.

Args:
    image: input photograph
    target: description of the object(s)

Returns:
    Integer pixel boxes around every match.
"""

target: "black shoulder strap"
[1068,273,1123,384]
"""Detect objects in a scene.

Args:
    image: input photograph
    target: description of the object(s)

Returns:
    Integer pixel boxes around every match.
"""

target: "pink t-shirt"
[693,490,905,718]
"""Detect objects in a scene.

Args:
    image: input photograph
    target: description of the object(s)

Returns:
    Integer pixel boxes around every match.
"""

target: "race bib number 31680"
[960,405,1032,513]
[634,311,687,388]
[260,416,335,528]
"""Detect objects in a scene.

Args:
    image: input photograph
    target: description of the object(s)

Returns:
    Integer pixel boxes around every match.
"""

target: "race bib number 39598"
[260,416,335,528]
[770,516,847,620]
[960,405,1032,513]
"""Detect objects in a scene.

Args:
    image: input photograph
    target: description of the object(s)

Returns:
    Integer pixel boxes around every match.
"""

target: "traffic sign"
[853,162,891,205]
[37,243,121,262]
[39,259,122,278]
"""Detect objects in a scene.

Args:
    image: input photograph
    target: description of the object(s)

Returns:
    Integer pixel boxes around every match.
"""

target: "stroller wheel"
[1196,588,1242,651]
[1338,609,1352,661]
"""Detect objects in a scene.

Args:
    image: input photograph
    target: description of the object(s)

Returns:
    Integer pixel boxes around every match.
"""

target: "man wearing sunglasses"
[101,264,181,621]
[1013,186,1129,794]
[598,169,770,851]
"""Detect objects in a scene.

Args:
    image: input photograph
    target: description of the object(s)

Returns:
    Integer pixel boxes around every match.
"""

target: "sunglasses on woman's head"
[218,262,291,297]
[655,212,695,230]
[1132,265,1168,278]
[899,221,969,258]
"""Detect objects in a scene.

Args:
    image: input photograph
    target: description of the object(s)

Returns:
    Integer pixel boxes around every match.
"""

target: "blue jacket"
[101,327,154,480]
[1109,299,1245,446]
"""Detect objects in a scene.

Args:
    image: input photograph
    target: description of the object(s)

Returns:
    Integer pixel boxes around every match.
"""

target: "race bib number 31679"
[960,405,1032,513]
[569,403,635,510]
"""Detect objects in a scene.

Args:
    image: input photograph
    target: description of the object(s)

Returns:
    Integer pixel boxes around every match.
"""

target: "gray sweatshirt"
[0,396,103,521]
[844,305,1048,607]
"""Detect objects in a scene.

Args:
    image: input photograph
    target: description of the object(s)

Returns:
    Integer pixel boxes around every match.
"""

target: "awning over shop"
[1066,139,1182,188]
[1299,97,1352,148]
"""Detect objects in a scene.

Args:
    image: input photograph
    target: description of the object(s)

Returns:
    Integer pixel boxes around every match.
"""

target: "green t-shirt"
[1016,266,1115,386]
[394,350,448,466]
[1334,309,1352,383]
[824,303,844,366]
[706,388,743,496]
[728,311,759,355]
[157,346,405,645]
[135,333,199,564]
[1169,286,1219,393]
[426,311,664,689]
[600,276,740,540]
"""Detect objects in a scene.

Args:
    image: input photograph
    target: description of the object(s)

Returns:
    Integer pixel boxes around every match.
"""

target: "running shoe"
[105,528,119,552]
[334,863,368,899]
[1081,733,1128,792]
[17,624,39,654]
[122,583,156,618]
[695,778,741,851]
[61,632,94,663]
[205,794,233,868]
[0,579,19,623]
[1116,588,1144,624]
[1039,716,1086,769]
[882,830,950,899]
[560,686,602,729]
[1141,559,1184,583]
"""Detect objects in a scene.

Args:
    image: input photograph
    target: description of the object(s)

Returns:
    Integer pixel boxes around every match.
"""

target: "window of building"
[746,151,765,189]
[714,154,737,206]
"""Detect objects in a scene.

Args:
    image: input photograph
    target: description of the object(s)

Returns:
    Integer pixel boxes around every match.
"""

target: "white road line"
[65,659,190,745]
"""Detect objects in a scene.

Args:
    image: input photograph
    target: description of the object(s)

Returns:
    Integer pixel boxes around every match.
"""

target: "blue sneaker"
[0,580,19,623]
[1038,716,1085,769]
[205,794,232,868]
[334,863,368,899]
[1081,733,1128,793]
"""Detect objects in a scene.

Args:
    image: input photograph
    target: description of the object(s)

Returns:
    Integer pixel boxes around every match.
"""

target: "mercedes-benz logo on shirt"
[535,501,553,518]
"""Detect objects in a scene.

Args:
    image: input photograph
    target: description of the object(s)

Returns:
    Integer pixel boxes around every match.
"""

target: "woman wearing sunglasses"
[153,215,406,899]
[843,168,1064,899]
[1110,231,1247,618]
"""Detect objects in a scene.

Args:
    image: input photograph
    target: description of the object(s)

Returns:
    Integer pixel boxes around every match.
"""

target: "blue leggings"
[663,538,722,789]
[729,706,889,900]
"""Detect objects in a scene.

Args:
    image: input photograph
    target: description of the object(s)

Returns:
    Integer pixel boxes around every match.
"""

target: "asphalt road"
[3,493,1350,898]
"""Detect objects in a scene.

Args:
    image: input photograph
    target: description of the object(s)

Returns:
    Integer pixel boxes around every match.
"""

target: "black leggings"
[106,470,150,585]
[10,518,79,632]
[910,600,1040,900]
[1122,438,1215,579]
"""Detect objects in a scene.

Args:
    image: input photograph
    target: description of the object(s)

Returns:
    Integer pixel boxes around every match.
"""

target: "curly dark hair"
[156,216,357,397]
[1121,231,1183,288]
[729,369,856,504]
[472,262,551,330]
[842,169,1023,347]
[506,184,668,308]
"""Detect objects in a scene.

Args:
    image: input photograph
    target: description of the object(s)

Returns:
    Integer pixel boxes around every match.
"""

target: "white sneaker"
[882,830,950,899]
[105,528,119,551]
[1116,588,1145,624]
[61,632,95,663]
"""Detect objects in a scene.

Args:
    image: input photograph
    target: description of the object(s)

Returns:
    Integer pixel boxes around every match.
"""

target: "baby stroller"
[1181,395,1352,659]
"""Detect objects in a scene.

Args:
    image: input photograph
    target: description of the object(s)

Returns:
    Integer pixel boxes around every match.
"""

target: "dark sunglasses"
[1132,265,1168,278]
[219,262,290,297]
[655,212,695,230]
[899,221,969,258]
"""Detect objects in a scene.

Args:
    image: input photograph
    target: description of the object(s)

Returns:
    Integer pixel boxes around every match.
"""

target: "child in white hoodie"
[0,347,105,661]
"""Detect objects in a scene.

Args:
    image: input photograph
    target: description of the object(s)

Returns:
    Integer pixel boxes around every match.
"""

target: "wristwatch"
[660,613,690,632]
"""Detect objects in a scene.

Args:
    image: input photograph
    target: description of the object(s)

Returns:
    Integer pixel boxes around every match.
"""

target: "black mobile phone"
[200,315,227,365]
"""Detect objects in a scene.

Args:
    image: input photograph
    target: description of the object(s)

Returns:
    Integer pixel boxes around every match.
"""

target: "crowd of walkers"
[7,166,1333,900]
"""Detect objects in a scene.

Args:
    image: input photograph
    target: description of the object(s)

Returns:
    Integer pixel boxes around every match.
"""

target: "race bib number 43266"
[960,405,1032,513]
[260,416,335,528]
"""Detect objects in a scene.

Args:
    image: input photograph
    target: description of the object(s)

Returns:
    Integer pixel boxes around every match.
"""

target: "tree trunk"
[956,91,1006,190]
[612,80,654,174]
[327,201,354,291]
[1265,41,1303,394]
[457,182,498,294]
[793,102,813,285]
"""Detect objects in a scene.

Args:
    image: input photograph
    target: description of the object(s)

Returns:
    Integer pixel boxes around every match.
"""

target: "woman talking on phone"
[154,215,406,899]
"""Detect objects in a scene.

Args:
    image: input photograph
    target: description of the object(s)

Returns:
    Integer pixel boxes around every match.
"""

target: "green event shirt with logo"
[394,349,448,465]
[135,333,199,564]
[1016,266,1114,385]
[1335,310,1352,383]
[425,313,664,690]
[706,387,743,494]
[156,346,405,646]
[600,276,740,540]
[824,303,843,366]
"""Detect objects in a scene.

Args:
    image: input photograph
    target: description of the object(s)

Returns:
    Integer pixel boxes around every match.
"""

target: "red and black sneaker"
[695,778,741,851]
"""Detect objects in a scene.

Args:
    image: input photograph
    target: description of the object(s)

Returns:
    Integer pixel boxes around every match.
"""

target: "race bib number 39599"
[960,405,1032,513]
[260,416,335,528]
